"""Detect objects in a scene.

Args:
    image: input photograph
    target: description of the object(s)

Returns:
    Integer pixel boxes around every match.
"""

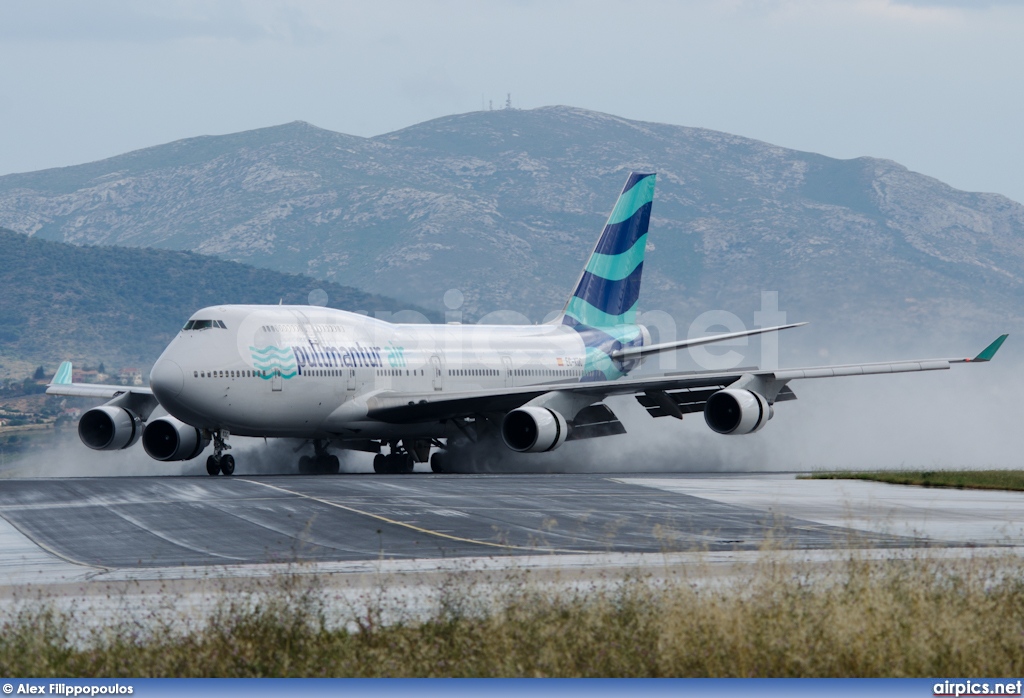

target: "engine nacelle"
[704,389,773,435]
[501,406,568,453]
[78,406,143,451]
[142,416,208,461]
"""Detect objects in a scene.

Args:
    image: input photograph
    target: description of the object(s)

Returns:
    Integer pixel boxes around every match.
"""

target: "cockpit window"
[182,319,226,331]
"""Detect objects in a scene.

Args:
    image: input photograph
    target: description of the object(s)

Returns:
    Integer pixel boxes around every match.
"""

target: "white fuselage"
[150,305,630,441]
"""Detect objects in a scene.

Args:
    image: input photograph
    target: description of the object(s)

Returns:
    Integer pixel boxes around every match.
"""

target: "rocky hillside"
[0,228,426,377]
[2,107,1022,355]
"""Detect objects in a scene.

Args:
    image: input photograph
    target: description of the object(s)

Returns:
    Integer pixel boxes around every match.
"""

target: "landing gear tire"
[206,455,220,476]
[374,453,414,474]
[430,451,447,473]
[299,455,312,474]
[326,455,341,474]
[398,454,414,474]
[220,454,235,476]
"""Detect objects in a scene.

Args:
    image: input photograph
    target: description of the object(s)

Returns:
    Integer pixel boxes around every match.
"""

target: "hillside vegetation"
[0,228,426,376]
[807,470,1024,491]
[1,106,1022,352]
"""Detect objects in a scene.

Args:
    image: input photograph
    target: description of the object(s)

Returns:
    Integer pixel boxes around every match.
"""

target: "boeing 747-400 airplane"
[48,172,1007,475]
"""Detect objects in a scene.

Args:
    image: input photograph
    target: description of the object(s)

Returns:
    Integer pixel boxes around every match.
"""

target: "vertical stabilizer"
[561,172,656,328]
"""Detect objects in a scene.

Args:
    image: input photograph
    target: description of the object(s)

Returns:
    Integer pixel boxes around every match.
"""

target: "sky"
[2,0,1024,202]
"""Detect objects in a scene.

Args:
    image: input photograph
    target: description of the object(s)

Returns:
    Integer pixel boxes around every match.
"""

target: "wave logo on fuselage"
[249,345,298,379]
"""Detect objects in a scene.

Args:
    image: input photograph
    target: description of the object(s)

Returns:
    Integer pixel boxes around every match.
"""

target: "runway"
[0,470,1020,636]
[5,471,1024,587]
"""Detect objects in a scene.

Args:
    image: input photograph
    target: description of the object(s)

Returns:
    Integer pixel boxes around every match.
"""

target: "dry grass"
[805,469,1024,492]
[3,552,1024,677]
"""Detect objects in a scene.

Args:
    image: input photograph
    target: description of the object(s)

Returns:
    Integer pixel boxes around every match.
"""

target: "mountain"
[1,107,1022,356]
[0,228,428,378]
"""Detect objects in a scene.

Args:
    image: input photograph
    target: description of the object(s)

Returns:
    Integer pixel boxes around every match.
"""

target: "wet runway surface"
[0,474,911,570]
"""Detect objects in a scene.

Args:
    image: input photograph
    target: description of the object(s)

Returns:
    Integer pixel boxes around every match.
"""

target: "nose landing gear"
[207,453,235,476]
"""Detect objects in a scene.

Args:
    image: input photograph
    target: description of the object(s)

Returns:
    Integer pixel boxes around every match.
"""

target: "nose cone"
[150,358,184,400]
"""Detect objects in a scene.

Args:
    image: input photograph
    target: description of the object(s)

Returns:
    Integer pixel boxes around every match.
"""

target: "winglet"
[51,361,73,385]
[970,334,1008,362]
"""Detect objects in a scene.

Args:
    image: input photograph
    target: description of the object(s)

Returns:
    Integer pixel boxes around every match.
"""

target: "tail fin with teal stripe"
[561,172,655,328]
[560,172,656,381]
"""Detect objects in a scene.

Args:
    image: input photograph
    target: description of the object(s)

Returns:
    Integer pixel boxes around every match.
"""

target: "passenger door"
[502,355,513,388]
[430,355,444,391]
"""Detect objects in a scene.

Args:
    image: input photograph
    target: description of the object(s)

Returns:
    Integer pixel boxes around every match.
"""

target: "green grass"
[4,554,1024,677]
[804,469,1024,491]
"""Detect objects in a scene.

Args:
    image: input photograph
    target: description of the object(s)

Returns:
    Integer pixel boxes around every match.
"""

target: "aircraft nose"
[150,358,185,399]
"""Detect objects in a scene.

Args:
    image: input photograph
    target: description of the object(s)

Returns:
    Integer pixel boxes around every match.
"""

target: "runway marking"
[0,511,108,573]
[104,506,249,562]
[242,479,588,555]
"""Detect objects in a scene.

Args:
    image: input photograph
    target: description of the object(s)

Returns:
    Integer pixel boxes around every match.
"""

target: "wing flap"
[566,403,627,441]
[635,384,798,419]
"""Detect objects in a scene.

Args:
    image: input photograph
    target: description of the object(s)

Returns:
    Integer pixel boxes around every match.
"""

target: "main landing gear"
[430,450,448,473]
[206,430,234,476]
[298,439,341,475]
[373,440,416,474]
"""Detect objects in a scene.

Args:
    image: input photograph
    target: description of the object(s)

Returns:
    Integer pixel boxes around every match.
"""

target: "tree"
[33,365,45,380]
[98,362,106,374]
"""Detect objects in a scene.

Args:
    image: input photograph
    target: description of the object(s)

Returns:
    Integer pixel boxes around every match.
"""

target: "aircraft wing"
[361,335,1007,425]
[46,383,154,399]
[45,361,159,419]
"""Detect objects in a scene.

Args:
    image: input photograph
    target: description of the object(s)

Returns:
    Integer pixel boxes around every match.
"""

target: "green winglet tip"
[973,334,1008,362]
[52,361,73,385]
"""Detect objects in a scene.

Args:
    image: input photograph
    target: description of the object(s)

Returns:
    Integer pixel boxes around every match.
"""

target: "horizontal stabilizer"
[610,322,807,361]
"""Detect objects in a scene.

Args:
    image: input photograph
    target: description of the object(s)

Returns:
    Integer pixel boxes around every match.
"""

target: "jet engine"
[142,416,208,461]
[501,406,568,453]
[703,389,773,435]
[78,406,143,451]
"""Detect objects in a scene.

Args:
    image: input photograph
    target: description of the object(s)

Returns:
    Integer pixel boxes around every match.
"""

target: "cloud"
[0,0,324,44]
[891,0,1024,7]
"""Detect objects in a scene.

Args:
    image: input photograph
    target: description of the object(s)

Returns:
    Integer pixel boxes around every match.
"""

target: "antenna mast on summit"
[505,93,512,109]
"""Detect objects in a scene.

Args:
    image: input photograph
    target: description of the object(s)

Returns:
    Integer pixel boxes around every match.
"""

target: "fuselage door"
[272,368,283,392]
[502,355,513,388]
[346,368,356,392]
[430,355,444,391]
